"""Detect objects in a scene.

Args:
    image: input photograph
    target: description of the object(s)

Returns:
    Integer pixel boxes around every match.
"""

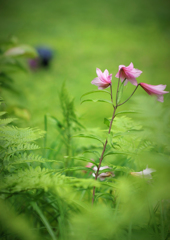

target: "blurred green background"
[0,0,170,129]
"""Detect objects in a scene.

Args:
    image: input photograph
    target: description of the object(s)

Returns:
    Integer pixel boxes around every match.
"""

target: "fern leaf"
[0,111,6,116]
[4,143,41,156]
[0,167,101,194]
[0,118,16,126]
[0,126,45,146]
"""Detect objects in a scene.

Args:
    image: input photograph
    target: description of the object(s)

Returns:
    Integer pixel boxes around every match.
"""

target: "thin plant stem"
[117,84,139,107]
[92,106,117,204]
[92,82,119,204]
[110,84,114,107]
[43,114,47,158]
[92,80,139,204]
[116,78,120,106]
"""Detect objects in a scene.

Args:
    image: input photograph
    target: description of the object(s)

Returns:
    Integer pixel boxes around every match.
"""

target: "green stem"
[117,84,139,107]
[92,105,117,204]
[43,114,47,158]
[92,77,122,204]
[110,84,114,107]
[116,78,120,106]
[92,79,139,204]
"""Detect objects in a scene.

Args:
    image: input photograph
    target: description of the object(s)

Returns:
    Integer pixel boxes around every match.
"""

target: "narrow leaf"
[73,156,98,166]
[4,45,38,58]
[81,99,113,105]
[104,118,110,128]
[115,110,137,116]
[80,90,110,100]
[31,202,57,240]
[117,82,124,104]
[73,133,104,145]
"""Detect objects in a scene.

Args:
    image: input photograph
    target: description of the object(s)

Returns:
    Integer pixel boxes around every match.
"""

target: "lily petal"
[92,68,112,89]
[140,83,169,102]
[115,63,142,86]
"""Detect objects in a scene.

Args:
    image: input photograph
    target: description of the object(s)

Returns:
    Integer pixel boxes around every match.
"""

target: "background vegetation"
[0,0,170,239]
[0,0,170,128]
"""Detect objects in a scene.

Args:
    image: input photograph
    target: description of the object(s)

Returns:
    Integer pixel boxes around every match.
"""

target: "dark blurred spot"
[28,46,53,70]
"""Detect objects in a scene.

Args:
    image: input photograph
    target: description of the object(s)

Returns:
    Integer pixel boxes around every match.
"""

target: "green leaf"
[73,156,98,166]
[31,202,57,240]
[81,99,113,105]
[117,82,124,104]
[4,45,38,58]
[0,72,13,83]
[0,118,17,127]
[107,133,113,147]
[80,90,110,100]
[73,133,104,145]
[104,118,110,128]
[1,57,27,72]
[82,149,101,158]
[0,112,6,116]
[115,110,137,116]
[104,150,128,158]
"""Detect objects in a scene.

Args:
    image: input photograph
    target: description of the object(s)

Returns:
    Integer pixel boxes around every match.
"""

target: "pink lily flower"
[115,62,142,86]
[85,162,94,168]
[139,83,169,102]
[131,166,156,179]
[91,68,112,89]
[92,166,115,181]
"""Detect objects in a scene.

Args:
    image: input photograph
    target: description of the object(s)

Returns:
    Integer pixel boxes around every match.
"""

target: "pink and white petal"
[118,64,125,70]
[99,166,110,171]
[96,68,106,82]
[86,162,94,168]
[124,79,128,85]
[131,69,143,78]
[104,69,109,77]
[96,68,103,78]
[119,71,126,82]
[115,71,121,78]
[116,69,126,80]
[127,77,138,86]
[155,84,166,91]
[124,62,134,71]
[124,71,136,81]
[143,168,156,175]
[93,166,97,171]
[91,77,102,85]
[91,80,108,89]
[106,73,112,83]
[151,84,169,93]
[157,95,164,102]
[91,77,109,87]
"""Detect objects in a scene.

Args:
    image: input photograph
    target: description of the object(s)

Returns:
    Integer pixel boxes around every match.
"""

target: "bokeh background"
[0,0,170,129]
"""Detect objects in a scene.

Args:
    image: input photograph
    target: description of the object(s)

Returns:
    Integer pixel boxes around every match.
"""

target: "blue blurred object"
[28,46,53,70]
[37,47,53,67]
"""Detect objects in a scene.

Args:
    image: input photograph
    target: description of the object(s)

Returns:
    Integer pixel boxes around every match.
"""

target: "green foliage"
[0,98,103,240]
[0,37,37,94]
[45,83,85,173]
[1,94,170,240]
[0,56,170,239]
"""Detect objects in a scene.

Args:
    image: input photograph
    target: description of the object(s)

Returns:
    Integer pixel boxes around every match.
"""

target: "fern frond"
[110,116,142,133]
[0,111,6,116]
[0,118,17,126]
[11,153,55,165]
[0,126,45,146]
[0,167,101,194]
[1,143,41,158]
